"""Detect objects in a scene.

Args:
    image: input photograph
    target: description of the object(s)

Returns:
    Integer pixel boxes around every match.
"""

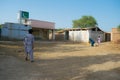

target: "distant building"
[1,10,55,40]
[27,19,55,40]
[1,19,55,40]
[63,27,110,42]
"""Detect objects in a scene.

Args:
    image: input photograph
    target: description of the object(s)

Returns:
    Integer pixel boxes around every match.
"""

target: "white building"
[1,22,31,40]
[64,27,107,42]
[1,19,55,40]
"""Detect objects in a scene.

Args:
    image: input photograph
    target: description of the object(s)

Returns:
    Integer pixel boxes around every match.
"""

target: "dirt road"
[0,41,120,80]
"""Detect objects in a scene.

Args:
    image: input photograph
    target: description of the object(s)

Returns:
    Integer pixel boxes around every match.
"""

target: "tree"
[117,25,120,29]
[72,16,98,28]
[0,24,2,28]
[0,24,2,37]
[117,24,120,31]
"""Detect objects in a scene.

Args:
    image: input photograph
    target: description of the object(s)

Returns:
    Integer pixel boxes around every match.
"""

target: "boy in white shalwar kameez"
[97,36,101,45]
[24,29,34,62]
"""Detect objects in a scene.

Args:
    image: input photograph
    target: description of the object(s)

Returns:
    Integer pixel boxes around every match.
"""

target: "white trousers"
[25,45,34,61]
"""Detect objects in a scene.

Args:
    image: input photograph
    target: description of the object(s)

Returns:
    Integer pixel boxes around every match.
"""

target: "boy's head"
[28,29,33,34]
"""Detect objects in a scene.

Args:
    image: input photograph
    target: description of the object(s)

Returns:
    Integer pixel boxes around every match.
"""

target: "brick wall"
[111,28,120,42]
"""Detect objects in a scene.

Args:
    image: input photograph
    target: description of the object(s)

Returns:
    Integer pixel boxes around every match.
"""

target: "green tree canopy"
[117,25,120,28]
[0,24,2,29]
[117,24,120,31]
[72,16,98,28]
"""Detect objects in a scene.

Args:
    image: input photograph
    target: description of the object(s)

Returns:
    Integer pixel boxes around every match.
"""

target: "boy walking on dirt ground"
[24,29,34,62]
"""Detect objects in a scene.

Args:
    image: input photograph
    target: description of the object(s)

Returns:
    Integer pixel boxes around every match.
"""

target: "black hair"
[28,29,33,34]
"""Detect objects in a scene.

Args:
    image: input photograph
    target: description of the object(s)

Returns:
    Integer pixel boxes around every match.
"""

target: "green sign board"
[21,11,29,19]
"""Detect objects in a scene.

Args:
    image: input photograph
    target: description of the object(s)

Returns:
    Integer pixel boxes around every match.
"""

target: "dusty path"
[0,41,120,80]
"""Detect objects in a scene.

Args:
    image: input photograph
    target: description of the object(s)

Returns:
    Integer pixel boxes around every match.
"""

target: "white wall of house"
[67,27,105,42]
[1,23,31,40]
[69,30,89,42]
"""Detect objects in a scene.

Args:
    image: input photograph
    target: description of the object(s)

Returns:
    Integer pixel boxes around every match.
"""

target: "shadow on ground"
[35,54,120,80]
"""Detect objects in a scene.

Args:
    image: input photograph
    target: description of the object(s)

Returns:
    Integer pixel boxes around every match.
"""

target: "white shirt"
[24,33,34,46]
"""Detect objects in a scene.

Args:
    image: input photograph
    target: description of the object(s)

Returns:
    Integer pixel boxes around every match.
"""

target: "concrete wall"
[1,23,31,40]
[69,30,89,42]
[65,28,105,42]
[90,30,105,42]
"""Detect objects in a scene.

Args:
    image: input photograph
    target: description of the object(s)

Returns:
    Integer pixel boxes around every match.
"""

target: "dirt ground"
[0,41,120,80]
